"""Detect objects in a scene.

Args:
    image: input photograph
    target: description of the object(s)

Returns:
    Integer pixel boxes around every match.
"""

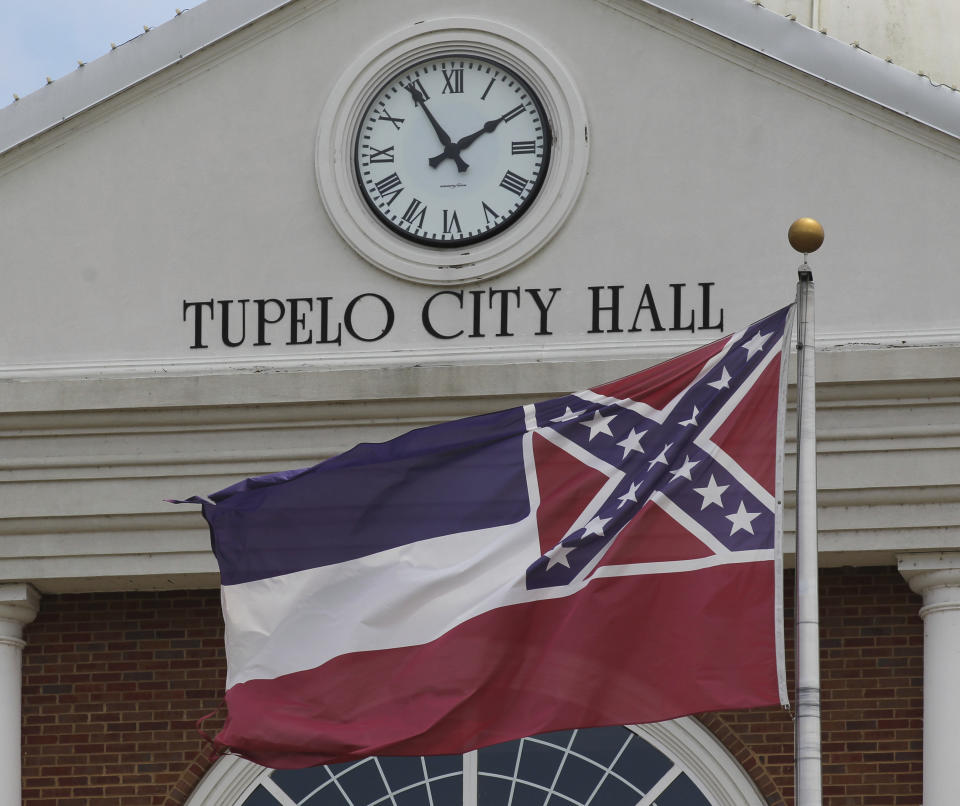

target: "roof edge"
[3,0,960,157]
[0,0,298,156]
[633,0,960,140]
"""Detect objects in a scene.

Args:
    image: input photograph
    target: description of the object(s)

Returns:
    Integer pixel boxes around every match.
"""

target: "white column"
[899,552,960,806]
[0,583,40,806]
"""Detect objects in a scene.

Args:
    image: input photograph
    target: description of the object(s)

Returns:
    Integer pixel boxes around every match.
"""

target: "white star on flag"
[726,501,761,535]
[648,442,673,471]
[617,481,641,509]
[551,406,584,423]
[708,366,732,390]
[581,410,616,441]
[582,515,611,538]
[616,428,647,460]
[545,543,575,569]
[668,455,700,483]
[693,475,728,510]
[741,330,772,359]
[678,406,699,427]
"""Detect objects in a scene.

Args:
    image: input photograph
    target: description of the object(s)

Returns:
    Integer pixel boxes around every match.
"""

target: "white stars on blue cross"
[616,428,647,460]
[526,322,779,589]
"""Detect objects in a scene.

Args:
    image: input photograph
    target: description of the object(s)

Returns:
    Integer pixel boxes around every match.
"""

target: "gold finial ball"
[788,217,824,254]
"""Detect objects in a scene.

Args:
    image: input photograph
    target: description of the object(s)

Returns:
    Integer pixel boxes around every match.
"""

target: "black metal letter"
[315,297,343,345]
[287,298,314,345]
[344,293,395,342]
[422,290,464,340]
[700,282,724,330]
[669,283,695,332]
[217,299,248,347]
[488,287,521,337]
[182,299,214,349]
[629,285,665,332]
[254,299,286,346]
[588,286,622,333]
[525,288,561,335]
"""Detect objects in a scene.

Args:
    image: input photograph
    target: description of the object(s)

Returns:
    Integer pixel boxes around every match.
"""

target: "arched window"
[186,719,765,806]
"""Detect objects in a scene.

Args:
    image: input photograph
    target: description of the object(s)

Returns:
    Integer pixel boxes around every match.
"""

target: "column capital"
[0,584,40,647]
[899,552,960,616]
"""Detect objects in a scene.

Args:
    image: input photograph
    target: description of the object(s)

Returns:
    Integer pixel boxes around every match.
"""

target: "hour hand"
[405,84,469,172]
[429,116,505,170]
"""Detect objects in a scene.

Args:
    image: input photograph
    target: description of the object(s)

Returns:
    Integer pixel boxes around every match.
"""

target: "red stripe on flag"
[590,336,729,409]
[218,562,778,768]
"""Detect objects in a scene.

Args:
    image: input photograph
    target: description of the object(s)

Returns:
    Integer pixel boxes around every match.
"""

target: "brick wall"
[21,567,923,805]
[706,566,924,805]
[21,591,225,805]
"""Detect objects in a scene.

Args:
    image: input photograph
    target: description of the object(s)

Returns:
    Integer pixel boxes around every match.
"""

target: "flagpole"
[789,217,824,806]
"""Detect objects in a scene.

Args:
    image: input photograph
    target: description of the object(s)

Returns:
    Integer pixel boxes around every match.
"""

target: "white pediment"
[1,0,959,378]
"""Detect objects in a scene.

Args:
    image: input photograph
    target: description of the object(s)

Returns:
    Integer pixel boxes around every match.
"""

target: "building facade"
[2,0,959,803]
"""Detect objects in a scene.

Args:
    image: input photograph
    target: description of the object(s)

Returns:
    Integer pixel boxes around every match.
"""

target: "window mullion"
[635,764,682,806]
[258,777,300,806]
[463,749,478,806]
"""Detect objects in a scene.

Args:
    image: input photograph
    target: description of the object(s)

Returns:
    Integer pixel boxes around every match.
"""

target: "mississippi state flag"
[187,305,793,769]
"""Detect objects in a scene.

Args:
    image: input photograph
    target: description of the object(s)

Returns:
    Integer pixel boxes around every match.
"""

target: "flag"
[184,304,793,769]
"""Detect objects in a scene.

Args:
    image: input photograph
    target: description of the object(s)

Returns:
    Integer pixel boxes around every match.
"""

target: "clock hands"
[405,77,532,173]
[404,83,469,172]
[428,115,507,170]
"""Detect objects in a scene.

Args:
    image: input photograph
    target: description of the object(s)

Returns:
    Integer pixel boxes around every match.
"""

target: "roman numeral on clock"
[374,173,403,206]
[402,197,427,229]
[502,104,525,122]
[499,170,529,196]
[442,68,463,94]
[367,145,395,163]
[404,79,430,103]
[482,201,499,224]
[511,140,536,155]
[378,110,404,130]
[443,209,462,234]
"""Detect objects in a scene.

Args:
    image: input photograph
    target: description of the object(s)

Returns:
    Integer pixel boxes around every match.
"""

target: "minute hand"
[428,116,506,170]
[405,85,469,172]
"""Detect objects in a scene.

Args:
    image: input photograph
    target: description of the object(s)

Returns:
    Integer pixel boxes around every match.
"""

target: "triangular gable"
[3,0,960,157]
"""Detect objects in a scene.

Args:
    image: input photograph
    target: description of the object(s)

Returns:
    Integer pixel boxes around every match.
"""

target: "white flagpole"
[789,218,824,806]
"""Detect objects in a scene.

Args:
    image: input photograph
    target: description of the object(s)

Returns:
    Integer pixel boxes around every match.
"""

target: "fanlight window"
[194,722,764,806]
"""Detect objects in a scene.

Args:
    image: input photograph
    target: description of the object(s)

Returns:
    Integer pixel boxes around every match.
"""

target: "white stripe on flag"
[222,515,543,688]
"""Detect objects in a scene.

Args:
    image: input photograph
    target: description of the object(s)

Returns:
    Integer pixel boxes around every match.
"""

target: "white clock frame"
[315,18,589,286]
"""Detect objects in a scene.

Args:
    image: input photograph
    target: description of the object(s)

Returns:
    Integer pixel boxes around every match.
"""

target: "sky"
[0,1,187,106]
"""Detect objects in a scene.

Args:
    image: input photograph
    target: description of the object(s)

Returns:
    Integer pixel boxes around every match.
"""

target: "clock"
[316,19,588,284]
[354,55,552,247]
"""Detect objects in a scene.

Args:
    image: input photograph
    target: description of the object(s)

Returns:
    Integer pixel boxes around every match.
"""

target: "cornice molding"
[1,342,957,413]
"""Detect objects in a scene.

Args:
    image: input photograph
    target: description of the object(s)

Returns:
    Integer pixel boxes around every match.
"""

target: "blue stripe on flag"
[205,406,531,585]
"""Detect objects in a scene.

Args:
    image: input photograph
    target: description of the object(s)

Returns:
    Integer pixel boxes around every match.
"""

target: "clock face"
[354,55,552,247]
